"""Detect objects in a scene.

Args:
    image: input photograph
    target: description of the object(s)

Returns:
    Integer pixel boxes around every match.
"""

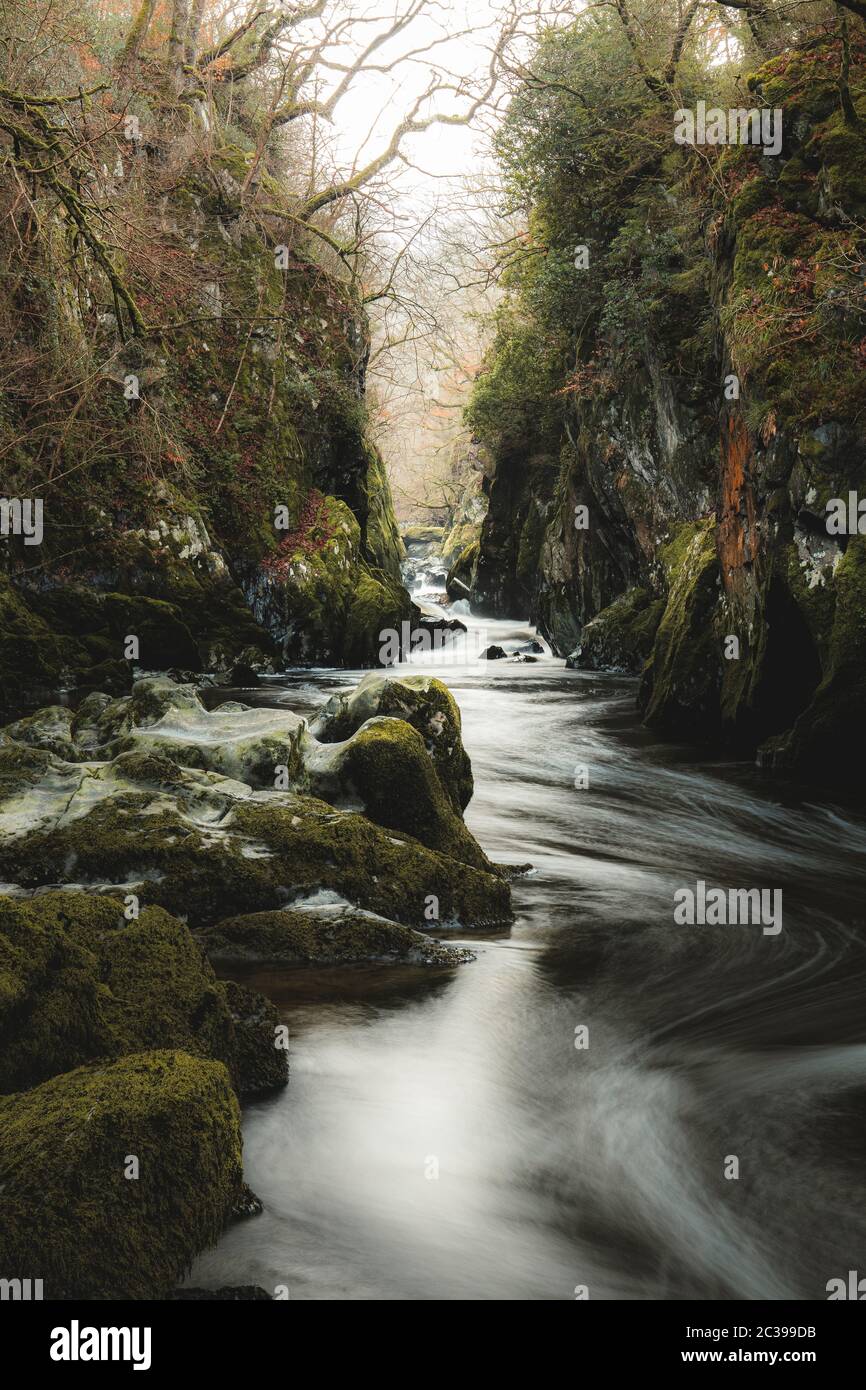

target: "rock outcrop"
[465,31,866,788]
[0,671,508,1296]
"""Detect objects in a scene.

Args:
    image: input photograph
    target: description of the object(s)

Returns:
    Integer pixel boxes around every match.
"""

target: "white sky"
[324,1,516,207]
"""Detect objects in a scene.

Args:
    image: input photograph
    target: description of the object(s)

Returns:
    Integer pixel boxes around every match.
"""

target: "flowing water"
[189,605,866,1301]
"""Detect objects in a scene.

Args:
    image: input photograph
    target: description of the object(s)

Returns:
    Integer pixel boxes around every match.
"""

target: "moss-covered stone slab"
[199,902,474,968]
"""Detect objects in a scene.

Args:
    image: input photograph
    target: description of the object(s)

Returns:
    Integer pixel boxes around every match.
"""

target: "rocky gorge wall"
[460,34,866,789]
[0,135,410,722]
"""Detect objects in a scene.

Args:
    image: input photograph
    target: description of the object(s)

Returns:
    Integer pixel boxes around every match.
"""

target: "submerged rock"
[199,901,475,967]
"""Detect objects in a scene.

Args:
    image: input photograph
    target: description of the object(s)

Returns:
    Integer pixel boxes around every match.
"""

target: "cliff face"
[465,33,866,787]
[0,133,407,719]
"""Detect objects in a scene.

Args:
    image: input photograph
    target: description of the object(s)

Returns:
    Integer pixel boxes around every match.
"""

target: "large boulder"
[310,671,473,812]
[306,717,485,869]
[0,892,285,1099]
[0,1050,242,1299]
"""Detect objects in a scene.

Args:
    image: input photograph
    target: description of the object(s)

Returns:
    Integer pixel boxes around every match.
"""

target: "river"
[188,606,866,1301]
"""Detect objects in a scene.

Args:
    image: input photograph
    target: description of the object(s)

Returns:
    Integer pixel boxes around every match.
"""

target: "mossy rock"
[446,539,479,601]
[0,676,507,928]
[361,444,406,579]
[760,536,866,786]
[0,893,238,1095]
[232,797,510,929]
[222,980,288,1097]
[98,592,202,672]
[3,705,77,760]
[248,494,412,667]
[90,677,207,748]
[200,906,473,968]
[639,522,723,738]
[0,575,85,718]
[114,699,308,789]
[344,570,412,667]
[0,790,511,931]
[566,588,665,673]
[310,671,474,812]
[315,716,486,869]
[0,1049,242,1299]
[402,524,445,549]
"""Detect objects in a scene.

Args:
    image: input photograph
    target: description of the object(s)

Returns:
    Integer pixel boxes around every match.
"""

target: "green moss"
[719,41,866,430]
[639,522,723,737]
[312,672,474,812]
[106,749,186,786]
[344,570,412,666]
[334,717,487,868]
[0,738,56,796]
[361,443,405,580]
[0,893,237,1094]
[761,536,866,785]
[0,1050,242,1299]
[201,908,470,968]
[568,588,664,673]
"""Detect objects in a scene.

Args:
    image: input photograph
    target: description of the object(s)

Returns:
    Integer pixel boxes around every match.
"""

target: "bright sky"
[325,0,516,207]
